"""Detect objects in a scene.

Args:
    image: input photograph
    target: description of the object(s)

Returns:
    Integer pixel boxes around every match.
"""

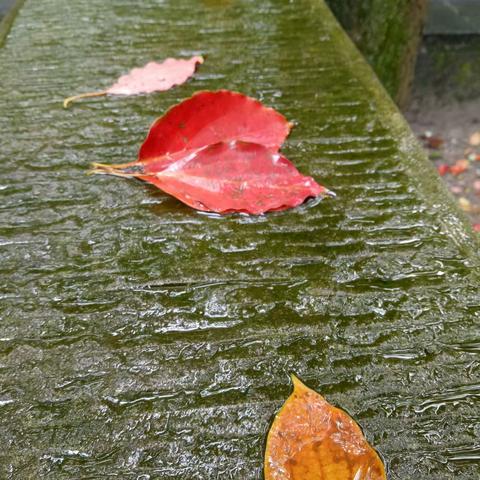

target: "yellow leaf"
[264,375,387,480]
[458,197,472,212]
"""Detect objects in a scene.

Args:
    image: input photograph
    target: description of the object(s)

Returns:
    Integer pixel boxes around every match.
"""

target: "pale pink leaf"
[107,56,204,95]
[63,56,203,107]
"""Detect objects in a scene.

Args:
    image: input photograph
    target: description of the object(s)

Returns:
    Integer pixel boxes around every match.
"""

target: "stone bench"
[0,0,479,478]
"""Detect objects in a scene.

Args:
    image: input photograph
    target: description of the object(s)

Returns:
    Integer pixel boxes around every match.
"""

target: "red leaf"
[142,141,325,214]
[63,56,203,107]
[139,90,292,161]
[94,141,326,214]
[437,164,450,176]
[91,91,330,214]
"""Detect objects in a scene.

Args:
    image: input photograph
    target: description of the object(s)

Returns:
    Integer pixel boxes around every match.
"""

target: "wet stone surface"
[0,0,479,479]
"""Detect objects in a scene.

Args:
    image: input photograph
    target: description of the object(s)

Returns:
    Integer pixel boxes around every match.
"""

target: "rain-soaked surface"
[0,0,479,478]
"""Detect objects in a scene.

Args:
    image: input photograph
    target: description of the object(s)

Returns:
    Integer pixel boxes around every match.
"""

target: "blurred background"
[407,0,480,232]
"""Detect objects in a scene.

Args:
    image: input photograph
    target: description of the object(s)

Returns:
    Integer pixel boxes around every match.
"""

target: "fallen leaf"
[474,180,480,194]
[91,91,330,214]
[428,151,442,161]
[450,159,470,176]
[94,140,325,214]
[420,132,444,149]
[469,131,480,146]
[474,224,480,232]
[139,90,292,158]
[437,164,450,176]
[63,56,203,107]
[459,197,472,212]
[264,375,386,480]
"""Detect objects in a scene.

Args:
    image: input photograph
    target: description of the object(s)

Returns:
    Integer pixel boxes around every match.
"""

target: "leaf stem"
[89,162,138,178]
[63,90,108,108]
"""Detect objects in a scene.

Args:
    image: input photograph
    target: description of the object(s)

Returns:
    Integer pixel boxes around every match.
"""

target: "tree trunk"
[326,0,429,109]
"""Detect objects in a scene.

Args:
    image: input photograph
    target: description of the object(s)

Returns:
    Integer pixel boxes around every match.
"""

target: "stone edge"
[318,0,480,260]
[0,0,26,48]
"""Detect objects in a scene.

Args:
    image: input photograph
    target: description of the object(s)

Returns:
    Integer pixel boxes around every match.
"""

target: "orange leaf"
[450,159,469,176]
[264,375,386,480]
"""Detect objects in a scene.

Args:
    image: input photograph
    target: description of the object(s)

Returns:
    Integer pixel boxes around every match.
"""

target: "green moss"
[0,0,479,478]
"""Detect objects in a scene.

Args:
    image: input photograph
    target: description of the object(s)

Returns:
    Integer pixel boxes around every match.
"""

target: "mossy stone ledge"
[0,0,479,478]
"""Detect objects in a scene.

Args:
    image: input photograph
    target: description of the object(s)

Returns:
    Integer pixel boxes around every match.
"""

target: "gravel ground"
[405,35,480,232]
